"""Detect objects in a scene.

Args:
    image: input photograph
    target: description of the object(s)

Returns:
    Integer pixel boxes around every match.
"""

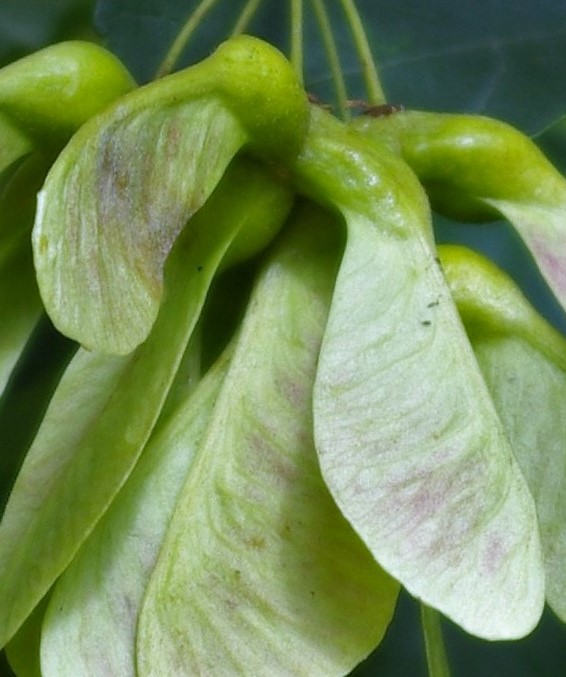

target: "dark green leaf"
[96,0,566,133]
[0,0,96,66]
[357,0,566,133]
[33,35,306,355]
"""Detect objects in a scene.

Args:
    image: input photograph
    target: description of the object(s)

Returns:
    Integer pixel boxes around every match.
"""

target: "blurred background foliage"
[1,1,566,675]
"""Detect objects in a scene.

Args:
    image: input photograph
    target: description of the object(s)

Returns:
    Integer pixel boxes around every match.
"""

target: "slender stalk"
[231,0,264,36]
[310,0,349,120]
[420,603,452,677]
[290,0,304,85]
[155,0,222,79]
[338,0,386,104]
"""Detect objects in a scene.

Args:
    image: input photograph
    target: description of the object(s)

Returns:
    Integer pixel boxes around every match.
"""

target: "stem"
[338,0,386,104]
[310,0,349,120]
[155,0,222,79]
[231,0,264,35]
[290,0,304,85]
[420,603,452,677]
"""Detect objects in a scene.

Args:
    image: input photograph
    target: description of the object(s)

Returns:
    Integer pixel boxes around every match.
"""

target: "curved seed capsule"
[0,158,293,651]
[441,244,566,624]
[0,42,135,396]
[353,111,566,316]
[0,40,136,144]
[293,106,544,640]
[136,204,399,677]
[40,341,230,677]
[32,35,309,355]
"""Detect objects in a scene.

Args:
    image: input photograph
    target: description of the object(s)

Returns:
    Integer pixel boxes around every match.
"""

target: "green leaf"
[40,342,229,677]
[440,244,566,624]
[294,108,544,640]
[0,320,76,518]
[137,204,399,676]
[0,348,129,649]
[0,158,292,648]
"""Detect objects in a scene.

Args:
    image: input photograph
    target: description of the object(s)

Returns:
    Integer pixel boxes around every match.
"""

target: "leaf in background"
[356,0,566,134]
[96,0,243,83]
[40,343,229,677]
[440,244,566,624]
[0,348,129,649]
[0,0,95,66]
[536,114,566,175]
[295,108,544,640]
[0,158,292,649]
[0,319,76,518]
[137,204,399,677]
[95,0,566,134]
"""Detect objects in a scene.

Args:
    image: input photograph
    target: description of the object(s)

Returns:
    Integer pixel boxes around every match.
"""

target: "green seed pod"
[0,43,135,402]
[33,35,308,355]
[292,106,544,640]
[0,41,136,145]
[0,153,294,652]
[353,111,566,315]
[440,244,566,624]
[352,111,561,222]
[206,35,310,162]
